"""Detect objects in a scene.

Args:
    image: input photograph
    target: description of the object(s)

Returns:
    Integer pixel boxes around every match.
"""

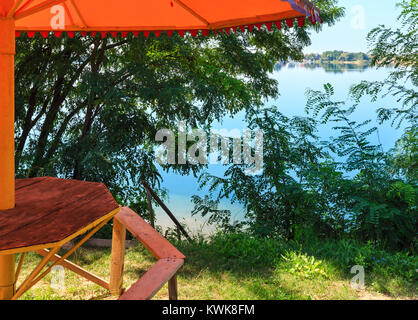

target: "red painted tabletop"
[0,177,119,252]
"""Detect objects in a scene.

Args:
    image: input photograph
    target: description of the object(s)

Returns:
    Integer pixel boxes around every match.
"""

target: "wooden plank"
[35,249,110,290]
[110,218,126,295]
[118,258,184,300]
[115,207,186,260]
[14,252,26,282]
[168,274,178,300]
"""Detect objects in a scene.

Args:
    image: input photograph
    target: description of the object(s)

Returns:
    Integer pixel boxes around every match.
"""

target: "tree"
[15,0,344,215]
[350,0,418,128]
[307,84,417,250]
[193,107,332,239]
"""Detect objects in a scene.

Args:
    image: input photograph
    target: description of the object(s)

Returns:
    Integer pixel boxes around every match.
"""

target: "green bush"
[300,238,418,282]
[277,251,329,279]
[207,232,291,268]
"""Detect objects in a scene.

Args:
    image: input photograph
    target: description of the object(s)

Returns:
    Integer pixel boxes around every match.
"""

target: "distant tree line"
[305,50,371,63]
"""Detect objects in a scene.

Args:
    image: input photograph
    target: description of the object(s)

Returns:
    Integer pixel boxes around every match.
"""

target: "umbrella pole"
[0,18,16,300]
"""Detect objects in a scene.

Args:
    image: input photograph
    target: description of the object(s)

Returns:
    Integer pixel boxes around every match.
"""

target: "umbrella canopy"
[11,0,320,37]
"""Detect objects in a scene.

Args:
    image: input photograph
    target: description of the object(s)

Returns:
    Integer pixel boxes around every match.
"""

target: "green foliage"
[14,0,344,210]
[278,251,328,279]
[195,108,327,240]
[350,0,418,128]
[299,238,418,284]
[389,127,418,183]
[307,84,417,251]
[198,232,290,268]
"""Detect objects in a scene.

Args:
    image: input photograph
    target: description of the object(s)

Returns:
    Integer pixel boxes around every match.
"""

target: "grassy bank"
[17,232,417,300]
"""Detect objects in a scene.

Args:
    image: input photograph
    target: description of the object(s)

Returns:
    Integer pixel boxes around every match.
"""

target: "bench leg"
[168,274,178,300]
[110,217,126,296]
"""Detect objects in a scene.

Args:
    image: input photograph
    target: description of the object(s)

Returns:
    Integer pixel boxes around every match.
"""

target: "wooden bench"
[110,207,186,300]
[118,258,184,300]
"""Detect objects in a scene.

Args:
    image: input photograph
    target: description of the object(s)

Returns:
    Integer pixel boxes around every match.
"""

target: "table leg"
[110,217,126,296]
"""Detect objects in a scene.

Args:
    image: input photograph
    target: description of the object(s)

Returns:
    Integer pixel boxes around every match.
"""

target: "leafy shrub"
[207,232,291,268]
[277,251,328,279]
[300,238,418,282]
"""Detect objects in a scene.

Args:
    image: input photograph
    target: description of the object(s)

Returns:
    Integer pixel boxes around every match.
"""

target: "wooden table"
[0,177,120,299]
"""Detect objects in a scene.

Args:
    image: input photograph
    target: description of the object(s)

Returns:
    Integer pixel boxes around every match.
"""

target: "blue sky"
[306,0,401,53]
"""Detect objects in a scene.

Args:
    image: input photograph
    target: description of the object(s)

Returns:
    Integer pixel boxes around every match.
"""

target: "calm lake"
[154,64,403,234]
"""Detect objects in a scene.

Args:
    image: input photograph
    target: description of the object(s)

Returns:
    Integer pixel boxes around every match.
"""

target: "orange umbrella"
[12,0,320,36]
[0,0,320,299]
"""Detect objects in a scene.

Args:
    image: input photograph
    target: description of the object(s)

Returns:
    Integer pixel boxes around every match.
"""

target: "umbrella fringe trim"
[15,17,321,39]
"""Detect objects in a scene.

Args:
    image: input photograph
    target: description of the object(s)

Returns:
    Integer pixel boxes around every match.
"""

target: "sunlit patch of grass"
[274,273,358,300]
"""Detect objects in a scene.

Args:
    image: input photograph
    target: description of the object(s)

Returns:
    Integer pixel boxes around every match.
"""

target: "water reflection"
[274,62,370,73]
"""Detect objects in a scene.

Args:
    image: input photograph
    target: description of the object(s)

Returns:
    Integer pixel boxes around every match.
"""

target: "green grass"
[16,232,417,300]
